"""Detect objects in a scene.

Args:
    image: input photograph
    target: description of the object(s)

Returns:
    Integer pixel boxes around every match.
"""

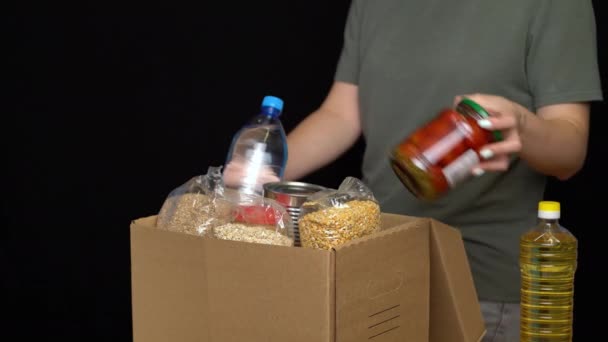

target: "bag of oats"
[298,177,381,250]
[157,166,233,237]
[213,191,295,247]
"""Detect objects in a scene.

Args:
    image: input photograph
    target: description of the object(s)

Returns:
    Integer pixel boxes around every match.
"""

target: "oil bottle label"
[442,149,480,187]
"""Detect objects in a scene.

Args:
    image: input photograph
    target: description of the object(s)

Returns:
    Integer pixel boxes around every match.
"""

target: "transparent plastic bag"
[298,177,381,250]
[157,166,233,236]
[213,191,295,247]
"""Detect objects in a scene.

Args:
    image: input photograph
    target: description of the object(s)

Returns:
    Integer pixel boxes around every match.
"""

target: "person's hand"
[454,94,526,175]
[223,158,280,188]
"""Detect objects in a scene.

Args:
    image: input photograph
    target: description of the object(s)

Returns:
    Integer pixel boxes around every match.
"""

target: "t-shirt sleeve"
[334,0,363,85]
[527,0,603,108]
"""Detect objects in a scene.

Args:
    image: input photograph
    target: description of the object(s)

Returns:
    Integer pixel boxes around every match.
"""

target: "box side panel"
[335,221,430,342]
[380,213,421,231]
[130,222,210,342]
[429,220,486,342]
[204,238,333,342]
[132,215,157,227]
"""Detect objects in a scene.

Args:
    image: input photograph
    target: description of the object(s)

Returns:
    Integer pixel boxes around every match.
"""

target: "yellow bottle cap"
[539,201,560,212]
[538,201,560,219]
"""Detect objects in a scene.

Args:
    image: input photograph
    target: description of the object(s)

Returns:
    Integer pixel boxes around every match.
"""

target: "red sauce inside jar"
[390,99,502,200]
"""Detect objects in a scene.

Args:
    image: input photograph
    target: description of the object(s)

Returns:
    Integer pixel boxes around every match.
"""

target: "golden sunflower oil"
[520,201,577,341]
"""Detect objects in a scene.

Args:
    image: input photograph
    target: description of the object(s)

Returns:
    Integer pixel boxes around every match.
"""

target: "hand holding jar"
[454,94,527,176]
[390,98,506,200]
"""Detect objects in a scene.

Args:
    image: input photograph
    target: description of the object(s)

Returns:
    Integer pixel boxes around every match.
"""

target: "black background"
[6,1,607,340]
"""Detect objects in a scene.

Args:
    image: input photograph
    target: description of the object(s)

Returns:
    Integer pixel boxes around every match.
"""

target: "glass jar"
[389,99,503,200]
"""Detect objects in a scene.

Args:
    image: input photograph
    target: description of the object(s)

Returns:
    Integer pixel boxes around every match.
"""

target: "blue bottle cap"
[261,95,284,112]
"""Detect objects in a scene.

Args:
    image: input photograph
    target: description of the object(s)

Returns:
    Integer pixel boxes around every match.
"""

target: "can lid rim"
[263,181,327,195]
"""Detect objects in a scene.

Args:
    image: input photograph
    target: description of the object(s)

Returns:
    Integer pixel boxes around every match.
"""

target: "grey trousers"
[479,301,521,342]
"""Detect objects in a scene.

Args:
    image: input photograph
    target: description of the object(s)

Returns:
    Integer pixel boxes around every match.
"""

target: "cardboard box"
[130,213,485,342]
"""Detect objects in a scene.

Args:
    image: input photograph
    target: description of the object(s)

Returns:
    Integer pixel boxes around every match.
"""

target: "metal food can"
[263,181,327,246]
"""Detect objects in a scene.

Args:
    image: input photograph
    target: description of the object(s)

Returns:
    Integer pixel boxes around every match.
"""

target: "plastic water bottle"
[223,95,288,196]
[520,201,578,341]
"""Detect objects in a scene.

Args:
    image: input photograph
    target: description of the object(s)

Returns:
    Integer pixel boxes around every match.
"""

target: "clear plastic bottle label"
[441,149,480,187]
[240,142,270,193]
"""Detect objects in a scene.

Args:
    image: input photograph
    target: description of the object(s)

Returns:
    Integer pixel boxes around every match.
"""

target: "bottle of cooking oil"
[520,201,578,341]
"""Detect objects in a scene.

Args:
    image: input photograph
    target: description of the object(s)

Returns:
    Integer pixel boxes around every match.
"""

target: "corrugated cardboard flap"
[333,215,430,342]
[428,218,486,342]
[130,216,211,342]
[203,233,334,342]
[131,216,335,342]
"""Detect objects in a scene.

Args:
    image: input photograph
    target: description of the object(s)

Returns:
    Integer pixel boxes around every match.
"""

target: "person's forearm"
[284,108,361,181]
[517,103,589,180]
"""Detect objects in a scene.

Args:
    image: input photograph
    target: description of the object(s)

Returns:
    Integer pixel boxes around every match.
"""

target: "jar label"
[441,149,480,187]
[422,130,463,165]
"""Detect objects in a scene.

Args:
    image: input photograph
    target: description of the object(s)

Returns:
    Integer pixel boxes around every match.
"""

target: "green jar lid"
[459,98,503,141]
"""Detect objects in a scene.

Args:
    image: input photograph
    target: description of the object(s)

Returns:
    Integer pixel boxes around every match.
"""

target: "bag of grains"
[157,166,233,236]
[298,177,381,250]
[213,192,295,247]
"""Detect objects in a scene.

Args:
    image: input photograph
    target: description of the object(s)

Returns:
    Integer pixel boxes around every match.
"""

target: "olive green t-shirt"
[334,0,603,301]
